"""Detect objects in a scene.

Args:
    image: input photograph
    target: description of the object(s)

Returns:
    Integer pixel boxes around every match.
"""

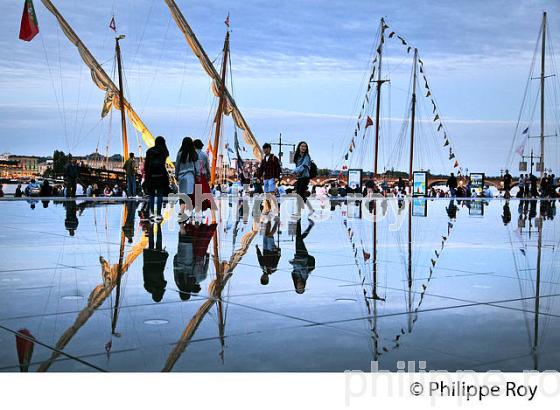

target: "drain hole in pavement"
[61,295,84,300]
[144,319,169,325]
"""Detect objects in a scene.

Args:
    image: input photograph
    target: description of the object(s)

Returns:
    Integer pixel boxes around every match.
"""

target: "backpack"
[309,160,318,178]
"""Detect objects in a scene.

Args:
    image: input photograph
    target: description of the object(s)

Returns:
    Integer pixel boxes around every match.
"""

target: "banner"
[413,171,427,196]
[470,173,485,196]
[348,169,363,192]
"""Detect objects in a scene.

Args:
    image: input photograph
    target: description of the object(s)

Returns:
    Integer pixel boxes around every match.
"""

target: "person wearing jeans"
[144,136,170,220]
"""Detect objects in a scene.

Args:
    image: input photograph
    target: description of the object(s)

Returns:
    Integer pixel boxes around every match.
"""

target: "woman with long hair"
[144,136,170,221]
[293,141,314,215]
[175,137,198,221]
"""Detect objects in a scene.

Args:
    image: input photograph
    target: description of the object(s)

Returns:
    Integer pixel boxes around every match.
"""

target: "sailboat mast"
[374,18,387,176]
[115,35,129,162]
[409,48,418,182]
[539,12,547,177]
[407,49,418,324]
[210,30,230,186]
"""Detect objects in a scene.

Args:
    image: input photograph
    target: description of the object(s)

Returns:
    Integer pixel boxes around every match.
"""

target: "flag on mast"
[19,0,39,42]
[224,13,230,27]
[109,16,117,32]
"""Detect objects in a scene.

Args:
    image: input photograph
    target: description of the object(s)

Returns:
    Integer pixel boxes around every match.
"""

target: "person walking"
[530,173,538,198]
[257,143,281,194]
[503,169,512,198]
[123,152,138,197]
[144,136,170,221]
[193,139,211,212]
[518,174,525,198]
[446,172,458,197]
[293,141,314,215]
[64,155,79,198]
[175,137,198,221]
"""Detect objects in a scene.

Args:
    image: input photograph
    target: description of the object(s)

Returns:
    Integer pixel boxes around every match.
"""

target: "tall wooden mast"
[115,35,129,162]
[210,29,230,186]
[373,18,387,177]
[539,12,547,177]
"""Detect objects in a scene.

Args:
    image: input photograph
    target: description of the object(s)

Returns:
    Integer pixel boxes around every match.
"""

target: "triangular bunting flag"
[437,123,443,131]
[453,160,459,168]
[389,31,395,38]
[443,139,449,147]
[365,116,374,129]
[433,114,440,122]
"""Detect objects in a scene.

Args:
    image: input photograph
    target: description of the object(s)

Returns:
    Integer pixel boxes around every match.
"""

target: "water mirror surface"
[0,197,558,372]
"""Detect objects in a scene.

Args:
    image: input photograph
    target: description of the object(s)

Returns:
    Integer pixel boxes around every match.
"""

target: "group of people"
[512,171,557,198]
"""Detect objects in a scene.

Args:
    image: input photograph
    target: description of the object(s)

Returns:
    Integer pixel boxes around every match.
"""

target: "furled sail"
[40,0,174,168]
[164,0,264,161]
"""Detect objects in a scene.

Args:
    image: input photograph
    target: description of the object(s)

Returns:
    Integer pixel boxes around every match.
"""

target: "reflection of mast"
[162,221,259,372]
[37,221,147,372]
[111,205,128,334]
[532,213,543,370]
[210,28,230,186]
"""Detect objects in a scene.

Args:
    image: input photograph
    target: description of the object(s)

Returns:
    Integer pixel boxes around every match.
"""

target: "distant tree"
[318,168,331,177]
[52,150,68,175]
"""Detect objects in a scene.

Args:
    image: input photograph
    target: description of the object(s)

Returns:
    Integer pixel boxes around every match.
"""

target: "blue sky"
[1,0,560,175]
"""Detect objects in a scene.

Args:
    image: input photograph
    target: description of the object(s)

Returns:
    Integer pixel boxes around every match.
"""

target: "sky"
[1,0,560,175]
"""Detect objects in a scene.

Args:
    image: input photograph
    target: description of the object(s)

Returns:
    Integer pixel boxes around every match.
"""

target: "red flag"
[109,16,117,32]
[19,0,39,42]
[365,116,374,129]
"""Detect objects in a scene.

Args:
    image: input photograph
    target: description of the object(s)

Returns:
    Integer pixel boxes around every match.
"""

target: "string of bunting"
[342,22,464,175]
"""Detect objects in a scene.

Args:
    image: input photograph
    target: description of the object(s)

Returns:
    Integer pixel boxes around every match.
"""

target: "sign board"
[348,169,363,192]
[412,198,428,217]
[519,161,527,172]
[347,201,362,219]
[470,173,485,196]
[412,171,428,196]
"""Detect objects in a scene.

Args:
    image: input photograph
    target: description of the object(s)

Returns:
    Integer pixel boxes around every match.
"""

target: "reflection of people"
[64,201,79,236]
[290,219,315,294]
[122,201,138,243]
[446,199,458,220]
[256,217,281,285]
[174,223,217,301]
[143,222,168,302]
[502,201,511,225]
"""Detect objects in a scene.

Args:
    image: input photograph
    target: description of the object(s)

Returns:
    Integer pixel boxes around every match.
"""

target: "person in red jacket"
[257,143,281,194]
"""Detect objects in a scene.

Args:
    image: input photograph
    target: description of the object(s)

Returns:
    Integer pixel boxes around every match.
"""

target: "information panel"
[413,171,428,196]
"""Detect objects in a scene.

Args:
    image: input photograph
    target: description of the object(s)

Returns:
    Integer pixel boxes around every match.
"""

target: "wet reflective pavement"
[0,197,558,372]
